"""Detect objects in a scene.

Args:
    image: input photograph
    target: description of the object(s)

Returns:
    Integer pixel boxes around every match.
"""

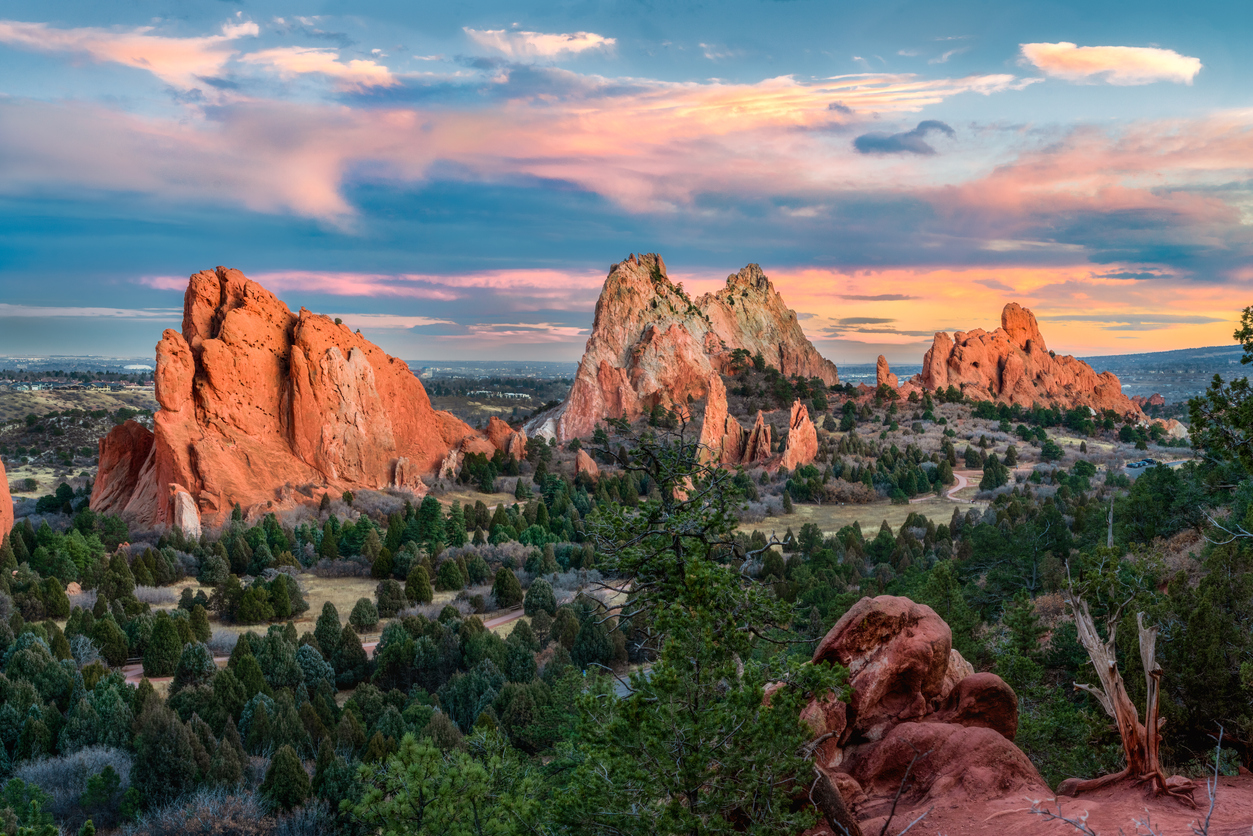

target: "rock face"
[486,417,528,460]
[875,355,898,389]
[575,449,600,480]
[779,400,818,471]
[696,383,817,473]
[529,254,838,441]
[916,303,1144,418]
[804,595,1046,824]
[0,455,12,541]
[91,267,483,530]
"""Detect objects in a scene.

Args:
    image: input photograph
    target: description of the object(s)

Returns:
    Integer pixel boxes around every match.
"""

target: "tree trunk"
[1058,593,1194,806]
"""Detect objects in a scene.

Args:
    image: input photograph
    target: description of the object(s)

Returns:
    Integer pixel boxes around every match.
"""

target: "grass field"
[739,494,986,539]
[0,387,157,423]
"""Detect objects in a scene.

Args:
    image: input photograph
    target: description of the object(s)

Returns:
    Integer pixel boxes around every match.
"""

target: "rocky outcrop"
[575,449,600,480]
[741,411,773,464]
[486,417,528,460]
[92,267,484,530]
[875,355,898,389]
[779,400,818,471]
[697,373,730,465]
[804,596,1047,825]
[0,455,12,541]
[916,303,1144,418]
[1133,393,1166,409]
[528,254,838,441]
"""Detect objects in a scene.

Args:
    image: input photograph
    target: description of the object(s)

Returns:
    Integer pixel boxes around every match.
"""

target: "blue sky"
[0,0,1249,363]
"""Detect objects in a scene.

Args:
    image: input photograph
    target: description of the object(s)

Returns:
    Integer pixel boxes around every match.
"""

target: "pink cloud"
[1020,42,1202,85]
[0,18,256,88]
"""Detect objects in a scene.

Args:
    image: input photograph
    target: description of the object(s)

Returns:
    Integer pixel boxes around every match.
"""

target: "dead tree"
[1059,588,1195,806]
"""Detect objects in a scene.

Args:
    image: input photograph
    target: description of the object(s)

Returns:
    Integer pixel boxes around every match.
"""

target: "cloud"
[839,293,917,301]
[240,47,396,90]
[854,119,955,155]
[1019,42,1202,85]
[464,28,614,60]
[0,303,180,319]
[0,18,256,88]
[837,316,895,325]
[327,313,454,330]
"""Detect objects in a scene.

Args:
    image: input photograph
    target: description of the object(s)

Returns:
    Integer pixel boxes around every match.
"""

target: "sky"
[0,0,1250,365]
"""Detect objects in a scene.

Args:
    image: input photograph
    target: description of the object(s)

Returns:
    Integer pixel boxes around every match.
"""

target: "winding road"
[910,469,974,505]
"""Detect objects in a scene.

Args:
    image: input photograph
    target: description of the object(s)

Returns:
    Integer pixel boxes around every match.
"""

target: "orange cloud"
[1020,42,1202,85]
[241,47,397,90]
[0,18,256,88]
[756,265,1244,357]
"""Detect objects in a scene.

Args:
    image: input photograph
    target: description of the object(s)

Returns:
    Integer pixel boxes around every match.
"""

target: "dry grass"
[738,494,986,540]
[0,387,157,423]
[436,487,520,509]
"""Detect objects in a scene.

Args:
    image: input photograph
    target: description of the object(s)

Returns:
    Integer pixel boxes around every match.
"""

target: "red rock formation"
[486,417,528,460]
[0,455,12,541]
[875,355,898,389]
[92,267,483,530]
[575,449,600,480]
[916,303,1143,418]
[780,400,818,471]
[91,420,154,517]
[803,596,1046,827]
[697,373,730,465]
[529,254,838,441]
[741,410,773,464]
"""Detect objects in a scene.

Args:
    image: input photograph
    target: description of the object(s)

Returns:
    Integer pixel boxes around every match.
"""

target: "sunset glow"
[0,2,1248,362]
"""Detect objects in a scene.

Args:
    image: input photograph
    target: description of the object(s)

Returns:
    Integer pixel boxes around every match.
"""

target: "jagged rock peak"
[92,266,483,531]
[529,254,838,442]
[915,301,1143,418]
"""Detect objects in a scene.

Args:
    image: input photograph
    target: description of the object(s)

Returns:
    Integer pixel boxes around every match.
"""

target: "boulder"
[813,595,953,741]
[576,449,600,480]
[875,356,899,389]
[803,596,1047,828]
[528,254,838,442]
[849,722,1048,818]
[91,267,483,529]
[780,400,818,471]
[914,303,1144,419]
[0,455,11,541]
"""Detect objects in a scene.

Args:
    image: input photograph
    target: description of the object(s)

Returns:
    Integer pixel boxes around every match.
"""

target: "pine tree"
[319,521,339,560]
[349,598,379,632]
[334,624,368,687]
[492,567,523,609]
[1004,592,1045,659]
[445,502,467,547]
[406,565,433,604]
[143,611,183,677]
[209,719,246,785]
[133,703,197,806]
[313,602,342,661]
[261,744,311,811]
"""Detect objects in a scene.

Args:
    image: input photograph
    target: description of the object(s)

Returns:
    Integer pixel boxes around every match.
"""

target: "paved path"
[122,607,528,685]
[910,470,974,504]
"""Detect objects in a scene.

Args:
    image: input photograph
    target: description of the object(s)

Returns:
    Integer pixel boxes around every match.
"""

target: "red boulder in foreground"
[91,267,483,531]
[804,596,1048,832]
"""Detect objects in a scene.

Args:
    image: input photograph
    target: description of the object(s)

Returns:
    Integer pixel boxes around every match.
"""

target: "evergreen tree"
[406,565,433,604]
[1004,592,1045,659]
[143,611,182,677]
[349,598,379,632]
[445,502,467,547]
[313,602,342,661]
[261,744,311,811]
[133,704,198,806]
[319,521,339,560]
[492,567,523,609]
[524,578,557,617]
[209,720,246,785]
